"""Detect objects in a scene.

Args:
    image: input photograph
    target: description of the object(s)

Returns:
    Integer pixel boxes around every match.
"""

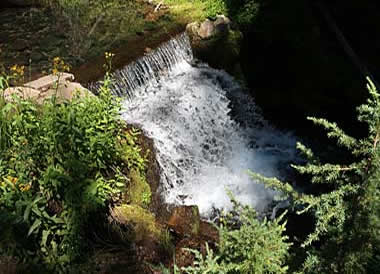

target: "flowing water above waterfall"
[91,33,298,216]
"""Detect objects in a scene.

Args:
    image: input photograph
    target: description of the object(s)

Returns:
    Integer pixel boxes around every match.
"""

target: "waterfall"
[91,33,298,216]
[89,33,193,97]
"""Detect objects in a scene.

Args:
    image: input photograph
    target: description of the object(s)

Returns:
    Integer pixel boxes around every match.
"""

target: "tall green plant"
[250,78,380,273]
[0,55,146,272]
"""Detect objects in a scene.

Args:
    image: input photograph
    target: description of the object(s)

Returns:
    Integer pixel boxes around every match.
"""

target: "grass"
[165,0,209,22]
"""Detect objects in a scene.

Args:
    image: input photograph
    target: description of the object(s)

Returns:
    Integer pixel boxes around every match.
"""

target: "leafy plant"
[181,197,290,274]
[0,55,148,272]
[201,0,228,18]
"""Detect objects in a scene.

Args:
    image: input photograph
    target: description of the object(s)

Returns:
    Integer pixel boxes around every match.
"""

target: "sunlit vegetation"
[0,55,150,271]
[1,1,379,273]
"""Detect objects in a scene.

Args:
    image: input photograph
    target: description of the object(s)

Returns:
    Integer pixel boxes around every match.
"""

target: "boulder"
[197,19,215,39]
[3,73,93,104]
[185,15,242,77]
[186,16,232,41]
[167,205,200,236]
[214,15,231,36]
[186,20,243,77]
[3,86,40,101]
[185,22,200,40]
[24,72,74,91]
[173,221,219,269]
[40,81,93,103]
[111,205,162,243]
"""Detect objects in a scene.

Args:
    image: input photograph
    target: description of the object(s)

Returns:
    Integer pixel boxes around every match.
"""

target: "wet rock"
[199,220,219,243]
[174,222,219,269]
[167,205,200,237]
[174,238,200,269]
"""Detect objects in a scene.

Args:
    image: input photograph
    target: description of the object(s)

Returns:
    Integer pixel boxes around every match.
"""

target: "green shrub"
[202,0,228,18]
[0,61,146,271]
[182,198,290,274]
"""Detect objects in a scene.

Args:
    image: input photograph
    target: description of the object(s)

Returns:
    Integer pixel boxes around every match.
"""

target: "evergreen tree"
[251,78,380,273]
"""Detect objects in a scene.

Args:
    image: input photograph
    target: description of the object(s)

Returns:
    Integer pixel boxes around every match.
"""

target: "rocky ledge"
[3,72,92,103]
[186,15,244,79]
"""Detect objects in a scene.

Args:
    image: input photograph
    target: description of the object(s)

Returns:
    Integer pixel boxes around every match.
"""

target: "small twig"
[154,1,163,12]
[373,132,379,150]
[88,13,104,38]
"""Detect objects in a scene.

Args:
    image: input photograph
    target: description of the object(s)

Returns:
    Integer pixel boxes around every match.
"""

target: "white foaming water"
[120,64,297,216]
[90,33,298,216]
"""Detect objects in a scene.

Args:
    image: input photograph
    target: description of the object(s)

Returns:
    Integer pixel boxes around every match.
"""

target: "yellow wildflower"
[10,65,25,77]
[7,176,18,184]
[19,183,31,192]
[53,57,61,63]
[51,57,71,75]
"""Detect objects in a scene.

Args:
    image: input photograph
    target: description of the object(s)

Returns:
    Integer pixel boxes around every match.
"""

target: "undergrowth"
[0,54,147,272]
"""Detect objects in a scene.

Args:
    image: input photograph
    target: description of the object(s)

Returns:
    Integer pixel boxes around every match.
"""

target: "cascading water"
[91,33,298,216]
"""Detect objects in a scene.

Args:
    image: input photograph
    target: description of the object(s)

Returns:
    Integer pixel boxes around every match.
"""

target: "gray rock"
[197,19,215,39]
[185,21,200,37]
[214,15,231,36]
[187,15,232,40]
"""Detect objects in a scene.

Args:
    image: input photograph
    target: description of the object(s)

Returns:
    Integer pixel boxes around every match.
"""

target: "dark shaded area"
[0,1,20,8]
[235,0,379,139]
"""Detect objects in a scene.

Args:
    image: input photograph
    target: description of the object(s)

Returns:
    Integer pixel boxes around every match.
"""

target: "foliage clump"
[0,55,147,271]
[251,78,380,273]
[181,198,290,274]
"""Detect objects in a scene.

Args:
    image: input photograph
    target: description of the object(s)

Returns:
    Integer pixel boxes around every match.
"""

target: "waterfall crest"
[92,33,297,216]
[89,33,193,97]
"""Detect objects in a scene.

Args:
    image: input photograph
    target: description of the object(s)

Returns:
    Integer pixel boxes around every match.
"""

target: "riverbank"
[0,0,212,84]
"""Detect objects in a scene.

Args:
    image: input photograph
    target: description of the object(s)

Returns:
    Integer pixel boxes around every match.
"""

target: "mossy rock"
[167,205,201,237]
[112,204,162,243]
[191,29,243,76]
[128,168,151,208]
